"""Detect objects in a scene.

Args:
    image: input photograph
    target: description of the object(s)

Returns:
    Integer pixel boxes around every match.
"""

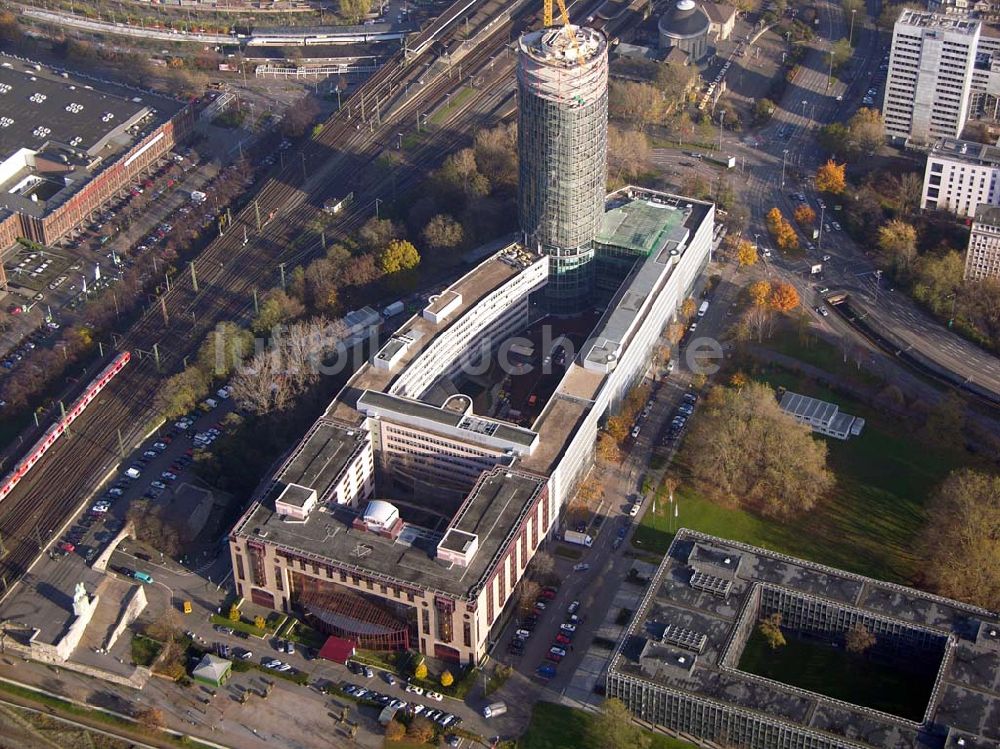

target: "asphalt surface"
[729,0,1000,398]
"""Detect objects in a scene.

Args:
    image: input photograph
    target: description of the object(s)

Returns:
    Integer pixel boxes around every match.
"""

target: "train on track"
[0,351,130,504]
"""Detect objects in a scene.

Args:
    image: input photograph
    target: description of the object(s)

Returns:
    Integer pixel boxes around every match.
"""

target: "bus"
[698,301,710,317]
[133,571,154,584]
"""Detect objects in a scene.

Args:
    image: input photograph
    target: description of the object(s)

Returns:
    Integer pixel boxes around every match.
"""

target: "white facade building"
[883,11,981,144]
[965,203,1000,278]
[229,187,714,667]
[921,137,1000,216]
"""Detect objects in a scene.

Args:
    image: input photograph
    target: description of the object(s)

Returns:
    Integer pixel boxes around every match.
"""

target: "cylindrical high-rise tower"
[517,24,608,313]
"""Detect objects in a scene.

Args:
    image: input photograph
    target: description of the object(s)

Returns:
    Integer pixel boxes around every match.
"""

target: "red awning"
[318,635,358,664]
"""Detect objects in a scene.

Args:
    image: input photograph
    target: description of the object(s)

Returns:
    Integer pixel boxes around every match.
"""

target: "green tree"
[831,38,854,70]
[156,367,209,420]
[848,108,885,155]
[228,603,240,622]
[919,468,1000,610]
[589,699,651,749]
[338,0,372,24]
[912,251,964,315]
[440,670,454,687]
[196,322,254,379]
[752,98,777,125]
[378,239,420,275]
[759,613,787,649]
[684,382,834,517]
[818,122,853,157]
[251,289,304,336]
[413,660,428,679]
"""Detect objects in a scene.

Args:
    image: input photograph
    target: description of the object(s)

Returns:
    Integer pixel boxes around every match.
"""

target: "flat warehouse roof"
[0,57,179,157]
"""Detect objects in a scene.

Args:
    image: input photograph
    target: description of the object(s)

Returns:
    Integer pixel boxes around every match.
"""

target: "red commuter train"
[0,351,130,503]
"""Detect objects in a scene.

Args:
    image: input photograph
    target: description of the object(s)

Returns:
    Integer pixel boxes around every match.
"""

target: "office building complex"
[517,24,609,312]
[965,203,1000,278]
[921,137,1000,216]
[230,187,714,665]
[607,529,1000,749]
[883,11,980,144]
[0,54,192,286]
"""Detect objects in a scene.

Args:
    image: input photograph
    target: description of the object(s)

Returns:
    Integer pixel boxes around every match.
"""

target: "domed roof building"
[658,0,711,62]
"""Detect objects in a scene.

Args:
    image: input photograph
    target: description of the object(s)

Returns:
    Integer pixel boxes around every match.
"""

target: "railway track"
[0,0,527,591]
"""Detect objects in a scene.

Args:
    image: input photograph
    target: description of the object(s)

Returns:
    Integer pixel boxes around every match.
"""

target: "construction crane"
[543,0,574,31]
[542,0,586,66]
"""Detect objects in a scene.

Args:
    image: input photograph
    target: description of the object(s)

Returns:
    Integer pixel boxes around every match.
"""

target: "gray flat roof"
[929,137,1000,167]
[267,419,368,505]
[609,529,1000,748]
[235,467,545,599]
[327,249,531,424]
[974,204,1000,229]
[779,391,840,425]
[0,56,179,159]
[584,190,712,370]
[357,391,537,450]
[896,9,980,34]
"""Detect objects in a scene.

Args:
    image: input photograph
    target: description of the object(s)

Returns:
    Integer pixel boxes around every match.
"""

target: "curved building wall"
[661,30,708,61]
[517,26,609,312]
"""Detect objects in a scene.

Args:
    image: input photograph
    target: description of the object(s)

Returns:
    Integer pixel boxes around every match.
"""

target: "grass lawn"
[739,629,938,722]
[130,635,162,667]
[209,613,265,638]
[766,327,884,387]
[634,373,966,584]
[519,702,695,749]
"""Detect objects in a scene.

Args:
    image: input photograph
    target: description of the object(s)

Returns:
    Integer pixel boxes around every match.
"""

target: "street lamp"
[781,148,789,188]
[718,110,726,151]
[801,99,808,119]
[850,8,857,46]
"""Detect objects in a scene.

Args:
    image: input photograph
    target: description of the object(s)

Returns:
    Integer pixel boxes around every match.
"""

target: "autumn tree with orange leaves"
[766,207,799,252]
[748,280,772,307]
[816,159,847,194]
[794,204,816,226]
[769,282,801,313]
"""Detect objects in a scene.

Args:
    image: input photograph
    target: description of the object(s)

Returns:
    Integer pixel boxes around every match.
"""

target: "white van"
[483,702,507,719]
[698,300,710,317]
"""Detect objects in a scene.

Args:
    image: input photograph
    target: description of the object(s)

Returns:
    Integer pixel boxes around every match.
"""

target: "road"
[732,0,1000,399]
